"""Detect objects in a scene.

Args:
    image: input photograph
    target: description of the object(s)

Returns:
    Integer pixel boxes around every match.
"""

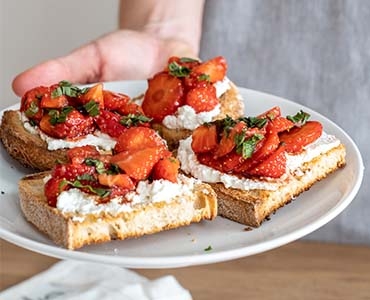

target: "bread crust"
[0,110,68,171]
[212,144,346,227]
[18,173,218,250]
[153,82,244,150]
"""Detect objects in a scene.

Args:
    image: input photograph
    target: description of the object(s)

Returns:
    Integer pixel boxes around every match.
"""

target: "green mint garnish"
[235,133,264,159]
[120,114,152,127]
[204,245,213,251]
[83,100,100,117]
[84,158,106,174]
[51,80,88,98]
[168,61,191,77]
[287,110,310,126]
[61,179,111,198]
[24,101,39,118]
[48,106,74,125]
[179,57,199,63]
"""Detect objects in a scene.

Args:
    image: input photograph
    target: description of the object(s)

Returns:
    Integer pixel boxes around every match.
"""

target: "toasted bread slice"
[178,134,346,227]
[153,82,244,150]
[18,173,217,250]
[212,144,346,226]
[0,110,68,171]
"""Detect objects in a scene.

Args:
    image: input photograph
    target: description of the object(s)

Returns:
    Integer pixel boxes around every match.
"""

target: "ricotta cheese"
[20,112,117,151]
[162,77,232,130]
[55,174,199,221]
[177,132,340,191]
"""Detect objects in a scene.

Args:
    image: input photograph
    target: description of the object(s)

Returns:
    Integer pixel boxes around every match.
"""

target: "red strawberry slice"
[268,116,295,133]
[114,127,166,153]
[142,72,184,122]
[191,124,218,153]
[67,145,100,164]
[247,145,287,178]
[192,56,227,83]
[44,177,68,207]
[152,157,180,183]
[279,121,323,153]
[79,83,104,109]
[94,110,127,138]
[39,109,94,139]
[103,90,131,111]
[98,173,135,190]
[257,106,281,120]
[110,147,162,181]
[185,81,219,113]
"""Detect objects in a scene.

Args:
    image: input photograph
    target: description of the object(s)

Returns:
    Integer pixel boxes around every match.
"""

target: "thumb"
[12,41,102,97]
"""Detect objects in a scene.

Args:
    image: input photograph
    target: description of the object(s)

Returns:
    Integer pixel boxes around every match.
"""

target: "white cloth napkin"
[0,260,192,300]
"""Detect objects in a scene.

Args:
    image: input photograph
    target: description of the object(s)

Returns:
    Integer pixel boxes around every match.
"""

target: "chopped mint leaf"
[168,61,191,77]
[204,245,213,251]
[287,110,310,126]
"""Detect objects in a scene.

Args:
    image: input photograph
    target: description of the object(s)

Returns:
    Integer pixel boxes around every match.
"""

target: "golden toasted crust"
[0,110,68,171]
[212,144,346,227]
[18,173,218,250]
[154,83,244,150]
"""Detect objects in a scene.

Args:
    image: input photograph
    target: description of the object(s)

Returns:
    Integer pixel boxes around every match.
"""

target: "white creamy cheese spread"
[162,77,231,130]
[177,132,340,191]
[55,174,199,221]
[163,104,221,130]
[20,112,117,151]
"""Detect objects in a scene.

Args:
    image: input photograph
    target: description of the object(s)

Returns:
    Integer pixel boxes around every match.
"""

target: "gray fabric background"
[200,0,369,245]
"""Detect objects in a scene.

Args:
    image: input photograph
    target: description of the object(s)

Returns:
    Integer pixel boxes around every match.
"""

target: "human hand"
[12,29,197,97]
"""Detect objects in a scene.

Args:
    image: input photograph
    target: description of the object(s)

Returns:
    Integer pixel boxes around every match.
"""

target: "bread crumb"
[244,227,253,231]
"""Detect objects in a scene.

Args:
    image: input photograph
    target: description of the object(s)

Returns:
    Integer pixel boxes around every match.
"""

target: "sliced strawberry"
[98,173,135,190]
[103,90,130,111]
[142,72,184,122]
[44,177,68,207]
[79,83,104,109]
[213,122,247,158]
[235,130,279,173]
[185,81,219,113]
[20,86,48,122]
[94,110,127,138]
[39,109,95,139]
[197,152,224,172]
[247,145,287,178]
[110,147,162,181]
[66,145,100,164]
[118,101,144,115]
[257,106,281,120]
[279,121,323,153]
[114,127,166,153]
[192,56,227,83]
[220,151,246,173]
[152,157,180,183]
[191,124,218,153]
[51,163,96,181]
[268,116,295,133]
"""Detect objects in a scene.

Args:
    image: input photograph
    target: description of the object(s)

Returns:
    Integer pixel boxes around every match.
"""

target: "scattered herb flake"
[48,106,74,125]
[179,57,199,63]
[83,100,100,117]
[25,101,39,118]
[120,114,152,127]
[235,133,264,159]
[168,61,191,77]
[84,158,106,174]
[204,245,213,251]
[287,110,310,126]
[51,80,87,98]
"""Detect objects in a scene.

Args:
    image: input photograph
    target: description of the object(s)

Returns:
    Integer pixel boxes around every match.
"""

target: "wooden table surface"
[1,239,370,299]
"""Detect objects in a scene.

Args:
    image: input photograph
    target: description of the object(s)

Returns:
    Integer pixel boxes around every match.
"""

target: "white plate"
[0,81,364,269]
